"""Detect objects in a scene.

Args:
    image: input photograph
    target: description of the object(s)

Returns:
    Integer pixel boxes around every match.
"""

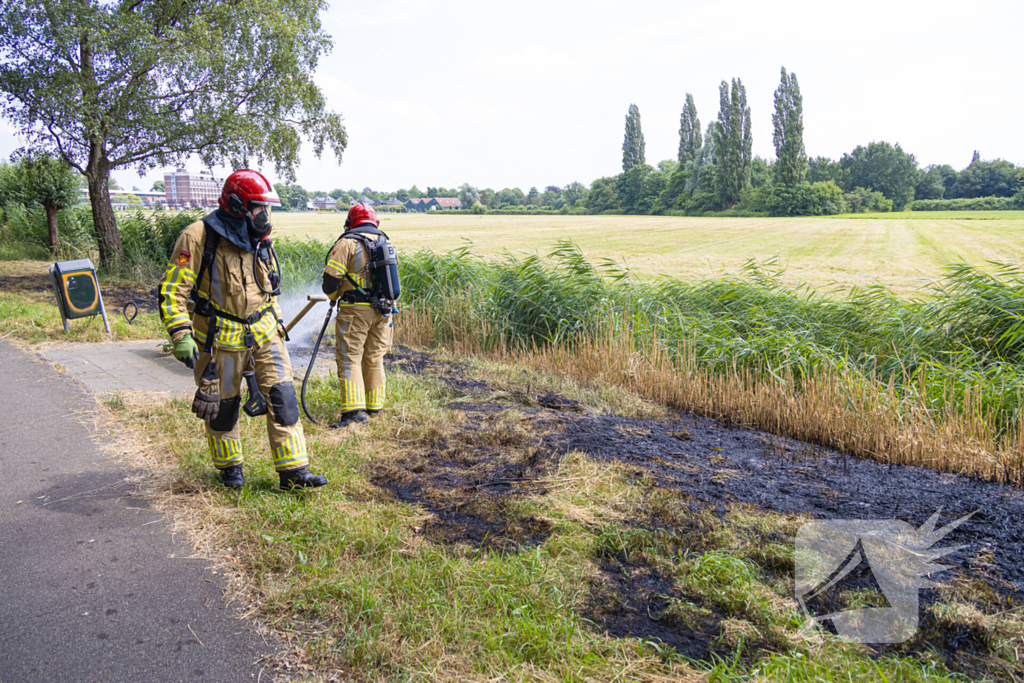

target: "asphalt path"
[0,341,276,683]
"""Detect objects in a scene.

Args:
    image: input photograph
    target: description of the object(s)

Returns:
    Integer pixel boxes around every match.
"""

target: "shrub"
[843,187,893,213]
[910,196,1016,211]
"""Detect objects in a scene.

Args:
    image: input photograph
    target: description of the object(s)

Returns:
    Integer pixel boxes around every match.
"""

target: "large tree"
[951,153,1020,198]
[772,67,806,188]
[677,93,702,167]
[458,183,480,208]
[562,181,587,207]
[0,0,346,267]
[713,79,752,208]
[621,103,645,172]
[840,141,918,209]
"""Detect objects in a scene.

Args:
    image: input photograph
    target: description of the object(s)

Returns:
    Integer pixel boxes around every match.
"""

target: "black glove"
[191,389,220,420]
[192,358,220,420]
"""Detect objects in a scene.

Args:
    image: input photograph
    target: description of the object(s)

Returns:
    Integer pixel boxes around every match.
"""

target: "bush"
[910,196,1017,211]
[0,203,200,277]
[843,187,893,213]
[0,203,96,261]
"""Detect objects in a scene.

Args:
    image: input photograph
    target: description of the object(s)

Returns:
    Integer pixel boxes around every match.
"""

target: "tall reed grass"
[0,203,200,279]
[391,242,1024,485]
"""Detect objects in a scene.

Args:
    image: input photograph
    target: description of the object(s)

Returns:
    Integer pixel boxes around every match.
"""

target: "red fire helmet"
[346,202,378,229]
[218,169,282,217]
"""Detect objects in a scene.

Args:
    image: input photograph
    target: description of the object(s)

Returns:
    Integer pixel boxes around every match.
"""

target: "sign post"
[49,259,110,334]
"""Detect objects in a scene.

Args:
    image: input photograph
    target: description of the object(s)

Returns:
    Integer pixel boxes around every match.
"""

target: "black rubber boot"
[365,409,382,418]
[329,410,369,428]
[219,464,244,489]
[279,467,328,490]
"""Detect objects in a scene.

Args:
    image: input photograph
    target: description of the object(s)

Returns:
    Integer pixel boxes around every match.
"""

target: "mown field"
[272,212,1024,295]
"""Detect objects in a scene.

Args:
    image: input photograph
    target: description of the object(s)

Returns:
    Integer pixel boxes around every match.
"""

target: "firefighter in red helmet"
[158,169,328,489]
[321,203,396,427]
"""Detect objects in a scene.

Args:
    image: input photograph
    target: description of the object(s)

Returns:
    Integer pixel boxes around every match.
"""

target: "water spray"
[300,297,337,425]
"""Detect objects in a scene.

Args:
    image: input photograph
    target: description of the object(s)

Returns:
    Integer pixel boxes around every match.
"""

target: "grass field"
[272,212,1024,295]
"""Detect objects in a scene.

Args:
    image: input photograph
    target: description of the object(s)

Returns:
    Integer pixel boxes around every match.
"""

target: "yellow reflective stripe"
[340,379,366,410]
[207,434,242,466]
[326,260,348,275]
[273,434,308,469]
[337,302,372,307]
[159,265,196,331]
[366,384,385,410]
[196,304,277,350]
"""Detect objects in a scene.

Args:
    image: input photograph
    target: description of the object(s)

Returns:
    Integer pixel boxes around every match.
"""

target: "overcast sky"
[2,0,1021,194]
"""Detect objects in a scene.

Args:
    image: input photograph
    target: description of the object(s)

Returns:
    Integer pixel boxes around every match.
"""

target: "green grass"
[832,210,1024,220]
[0,286,166,344]
[268,212,1024,295]
[111,361,1005,682]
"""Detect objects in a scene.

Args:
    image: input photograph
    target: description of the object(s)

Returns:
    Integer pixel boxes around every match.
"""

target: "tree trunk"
[86,166,124,268]
[79,31,123,269]
[45,202,60,259]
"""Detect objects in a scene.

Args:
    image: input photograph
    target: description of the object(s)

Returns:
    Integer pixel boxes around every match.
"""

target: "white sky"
[2,0,1021,194]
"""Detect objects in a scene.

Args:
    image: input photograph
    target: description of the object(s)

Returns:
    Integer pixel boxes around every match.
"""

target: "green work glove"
[173,333,199,368]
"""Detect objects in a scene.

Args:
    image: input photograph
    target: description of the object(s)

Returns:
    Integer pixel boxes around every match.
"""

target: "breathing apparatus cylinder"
[369,239,400,301]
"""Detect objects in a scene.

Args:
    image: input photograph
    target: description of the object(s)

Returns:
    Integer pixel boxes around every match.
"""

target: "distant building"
[312,195,335,210]
[433,197,462,210]
[78,188,167,210]
[405,197,461,212]
[163,168,224,209]
[380,197,405,207]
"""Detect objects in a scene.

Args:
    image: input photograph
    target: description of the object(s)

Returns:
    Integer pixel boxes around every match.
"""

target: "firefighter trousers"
[334,304,394,413]
[194,330,309,472]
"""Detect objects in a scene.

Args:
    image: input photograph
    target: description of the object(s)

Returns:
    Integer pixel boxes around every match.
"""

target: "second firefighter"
[321,203,396,427]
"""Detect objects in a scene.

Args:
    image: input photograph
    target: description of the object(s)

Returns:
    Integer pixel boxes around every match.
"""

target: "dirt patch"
[0,273,159,315]
[584,554,723,661]
[371,411,561,553]
[547,413,1024,597]
[381,348,1024,597]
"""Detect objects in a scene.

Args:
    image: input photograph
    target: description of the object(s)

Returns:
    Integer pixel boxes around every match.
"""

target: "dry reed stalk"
[402,309,1024,486]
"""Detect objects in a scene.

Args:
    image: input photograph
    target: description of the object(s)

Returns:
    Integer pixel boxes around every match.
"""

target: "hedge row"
[910,196,1022,211]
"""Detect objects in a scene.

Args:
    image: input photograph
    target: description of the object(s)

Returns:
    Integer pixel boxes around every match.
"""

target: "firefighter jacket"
[323,233,373,307]
[159,219,284,349]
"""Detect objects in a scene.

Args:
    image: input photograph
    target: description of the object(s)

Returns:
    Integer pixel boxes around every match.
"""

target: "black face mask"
[246,210,272,241]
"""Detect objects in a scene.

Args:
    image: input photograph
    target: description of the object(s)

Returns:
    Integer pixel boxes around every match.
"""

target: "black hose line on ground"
[122,301,138,324]
[300,299,336,425]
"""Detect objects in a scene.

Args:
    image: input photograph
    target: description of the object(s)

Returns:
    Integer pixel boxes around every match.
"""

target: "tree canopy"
[677,94,702,167]
[621,104,645,172]
[772,67,806,188]
[840,141,918,210]
[0,0,346,266]
[714,79,752,208]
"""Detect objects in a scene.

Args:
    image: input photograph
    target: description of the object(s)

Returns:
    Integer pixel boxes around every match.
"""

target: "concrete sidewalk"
[41,340,196,395]
[0,341,278,683]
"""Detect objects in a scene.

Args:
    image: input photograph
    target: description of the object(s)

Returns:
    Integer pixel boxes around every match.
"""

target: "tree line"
[324,68,1022,218]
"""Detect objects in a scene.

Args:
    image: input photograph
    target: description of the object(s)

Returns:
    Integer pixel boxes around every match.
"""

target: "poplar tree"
[677,94,702,166]
[622,104,646,172]
[772,67,806,188]
[713,79,752,208]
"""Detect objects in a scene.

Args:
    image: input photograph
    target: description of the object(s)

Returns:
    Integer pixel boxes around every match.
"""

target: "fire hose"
[300,297,336,425]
